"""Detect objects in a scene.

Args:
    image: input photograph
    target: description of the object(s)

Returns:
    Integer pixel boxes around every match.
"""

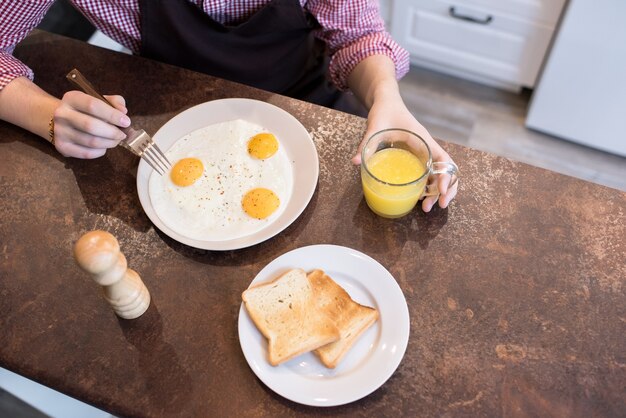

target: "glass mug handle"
[423,161,459,197]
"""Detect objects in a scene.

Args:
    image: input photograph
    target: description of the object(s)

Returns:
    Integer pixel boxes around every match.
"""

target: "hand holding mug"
[360,129,459,218]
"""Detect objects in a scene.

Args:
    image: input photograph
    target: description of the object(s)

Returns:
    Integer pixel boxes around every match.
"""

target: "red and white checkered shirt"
[0,0,409,91]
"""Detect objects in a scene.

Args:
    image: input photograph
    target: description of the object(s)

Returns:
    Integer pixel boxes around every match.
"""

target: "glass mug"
[360,129,459,218]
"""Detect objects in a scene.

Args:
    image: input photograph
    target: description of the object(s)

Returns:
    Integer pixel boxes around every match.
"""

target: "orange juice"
[362,148,427,218]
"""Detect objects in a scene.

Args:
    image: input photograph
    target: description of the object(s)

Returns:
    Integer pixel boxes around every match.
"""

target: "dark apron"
[138,0,366,116]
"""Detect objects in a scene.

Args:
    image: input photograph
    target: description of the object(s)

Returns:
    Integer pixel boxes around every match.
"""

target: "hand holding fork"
[51,69,170,175]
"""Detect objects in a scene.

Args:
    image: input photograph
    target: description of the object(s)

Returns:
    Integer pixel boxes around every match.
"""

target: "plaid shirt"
[0,0,409,91]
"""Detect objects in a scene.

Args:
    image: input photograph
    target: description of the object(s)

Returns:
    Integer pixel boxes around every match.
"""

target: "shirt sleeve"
[306,0,410,91]
[0,1,55,90]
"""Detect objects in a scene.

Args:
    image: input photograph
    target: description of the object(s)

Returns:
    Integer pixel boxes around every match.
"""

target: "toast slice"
[308,269,379,369]
[242,268,340,366]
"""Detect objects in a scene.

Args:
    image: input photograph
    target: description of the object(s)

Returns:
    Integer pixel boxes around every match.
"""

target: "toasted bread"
[308,269,379,369]
[242,268,340,366]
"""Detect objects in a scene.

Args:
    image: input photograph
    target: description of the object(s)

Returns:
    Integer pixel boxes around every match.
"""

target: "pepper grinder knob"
[73,230,150,319]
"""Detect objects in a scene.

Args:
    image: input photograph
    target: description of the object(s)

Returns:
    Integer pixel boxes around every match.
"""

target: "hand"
[351,97,458,212]
[52,91,131,159]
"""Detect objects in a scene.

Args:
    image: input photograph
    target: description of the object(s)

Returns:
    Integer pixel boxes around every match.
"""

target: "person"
[0,0,457,212]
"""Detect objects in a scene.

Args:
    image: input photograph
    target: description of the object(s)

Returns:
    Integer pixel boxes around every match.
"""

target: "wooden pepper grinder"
[74,230,150,319]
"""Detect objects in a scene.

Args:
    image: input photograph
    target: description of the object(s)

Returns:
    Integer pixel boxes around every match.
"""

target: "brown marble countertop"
[1,31,625,418]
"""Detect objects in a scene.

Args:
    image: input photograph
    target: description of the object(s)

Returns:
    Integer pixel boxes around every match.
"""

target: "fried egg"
[247,133,278,160]
[148,119,292,241]
[170,158,204,186]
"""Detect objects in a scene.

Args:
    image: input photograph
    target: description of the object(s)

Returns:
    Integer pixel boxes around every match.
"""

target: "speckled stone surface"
[1,31,625,418]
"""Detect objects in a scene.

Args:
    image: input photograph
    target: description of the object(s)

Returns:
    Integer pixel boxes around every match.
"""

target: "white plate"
[136,98,319,250]
[238,245,410,407]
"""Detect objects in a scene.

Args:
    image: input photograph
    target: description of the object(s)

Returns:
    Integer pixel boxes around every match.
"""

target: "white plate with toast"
[136,98,318,250]
[238,244,410,407]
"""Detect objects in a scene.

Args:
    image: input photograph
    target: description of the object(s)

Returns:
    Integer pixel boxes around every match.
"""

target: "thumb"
[351,138,366,165]
[352,129,376,165]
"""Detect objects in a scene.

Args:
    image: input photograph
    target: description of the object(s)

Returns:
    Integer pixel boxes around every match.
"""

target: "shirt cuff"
[0,50,35,91]
[328,32,410,91]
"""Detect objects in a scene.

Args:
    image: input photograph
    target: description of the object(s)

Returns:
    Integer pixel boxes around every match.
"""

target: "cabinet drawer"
[448,0,566,27]
[391,0,556,87]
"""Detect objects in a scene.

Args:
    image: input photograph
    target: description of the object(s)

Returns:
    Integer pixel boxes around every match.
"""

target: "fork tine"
[134,137,167,175]
[144,158,164,175]
[142,150,165,175]
[144,146,169,174]
[151,142,171,168]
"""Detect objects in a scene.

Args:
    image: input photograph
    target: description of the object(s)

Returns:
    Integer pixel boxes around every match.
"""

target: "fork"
[66,68,171,175]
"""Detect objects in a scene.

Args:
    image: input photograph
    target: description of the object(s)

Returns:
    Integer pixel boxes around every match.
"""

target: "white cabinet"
[379,0,393,27]
[526,0,626,157]
[387,0,566,90]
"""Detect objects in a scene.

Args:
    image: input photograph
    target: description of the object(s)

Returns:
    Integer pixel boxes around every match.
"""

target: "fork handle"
[66,68,134,143]
[66,69,113,106]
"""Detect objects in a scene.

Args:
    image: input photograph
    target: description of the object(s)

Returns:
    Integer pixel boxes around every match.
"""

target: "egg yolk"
[247,133,278,159]
[242,188,280,219]
[170,158,204,187]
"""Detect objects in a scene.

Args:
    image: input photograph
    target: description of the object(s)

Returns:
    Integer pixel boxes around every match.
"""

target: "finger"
[104,95,128,114]
[351,138,366,165]
[56,107,127,141]
[421,195,439,213]
[55,140,107,159]
[352,128,379,165]
[55,123,121,149]
[63,91,131,127]
[437,172,451,196]
[438,180,459,208]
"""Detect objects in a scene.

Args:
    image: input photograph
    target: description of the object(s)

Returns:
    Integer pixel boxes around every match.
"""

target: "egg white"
[148,119,293,241]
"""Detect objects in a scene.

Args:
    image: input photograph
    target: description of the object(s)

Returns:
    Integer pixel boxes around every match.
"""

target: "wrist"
[0,76,61,142]
[348,55,400,109]
[369,79,402,108]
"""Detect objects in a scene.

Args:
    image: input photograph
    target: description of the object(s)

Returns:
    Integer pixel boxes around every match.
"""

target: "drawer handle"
[448,6,493,25]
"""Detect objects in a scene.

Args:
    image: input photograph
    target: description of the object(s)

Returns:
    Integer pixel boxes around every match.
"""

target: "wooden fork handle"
[66,68,113,106]
[66,68,135,143]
